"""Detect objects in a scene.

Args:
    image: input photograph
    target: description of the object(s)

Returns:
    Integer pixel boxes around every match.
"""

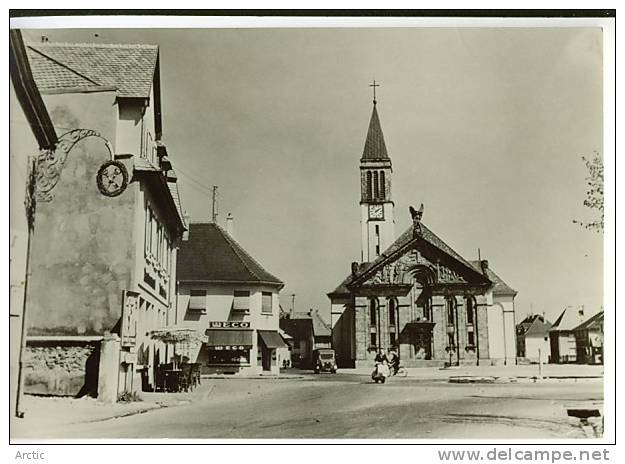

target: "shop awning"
[258,330,288,349]
[205,329,253,347]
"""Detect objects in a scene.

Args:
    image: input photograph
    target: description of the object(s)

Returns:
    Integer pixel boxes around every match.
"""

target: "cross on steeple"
[369,79,380,104]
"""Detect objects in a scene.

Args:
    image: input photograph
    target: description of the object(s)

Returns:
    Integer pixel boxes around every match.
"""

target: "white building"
[176,222,286,376]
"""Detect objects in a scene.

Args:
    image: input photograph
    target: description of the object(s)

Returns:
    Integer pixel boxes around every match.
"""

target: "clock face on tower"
[368,204,384,220]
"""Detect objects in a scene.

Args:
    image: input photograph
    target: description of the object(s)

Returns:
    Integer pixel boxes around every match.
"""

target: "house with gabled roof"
[516,314,552,363]
[176,222,286,376]
[20,40,186,399]
[549,306,588,363]
[573,310,603,365]
[328,98,517,368]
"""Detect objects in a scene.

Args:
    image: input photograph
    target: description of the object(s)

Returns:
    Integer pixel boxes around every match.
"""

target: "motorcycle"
[371,361,390,384]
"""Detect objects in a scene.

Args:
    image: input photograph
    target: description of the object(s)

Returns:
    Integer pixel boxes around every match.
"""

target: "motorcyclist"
[374,350,388,364]
[372,350,389,382]
[387,348,400,375]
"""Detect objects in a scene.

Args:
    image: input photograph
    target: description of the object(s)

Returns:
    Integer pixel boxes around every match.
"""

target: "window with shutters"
[261,292,273,314]
[189,289,206,312]
[233,290,250,312]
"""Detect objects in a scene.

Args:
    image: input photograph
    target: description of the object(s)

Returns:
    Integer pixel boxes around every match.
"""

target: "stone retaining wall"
[24,340,101,397]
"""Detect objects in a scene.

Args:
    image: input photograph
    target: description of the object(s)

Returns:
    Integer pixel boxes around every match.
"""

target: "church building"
[328,94,517,368]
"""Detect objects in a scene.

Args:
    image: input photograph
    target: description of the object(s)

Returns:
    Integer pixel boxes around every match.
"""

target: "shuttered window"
[261,292,273,313]
[189,289,206,311]
[233,290,250,311]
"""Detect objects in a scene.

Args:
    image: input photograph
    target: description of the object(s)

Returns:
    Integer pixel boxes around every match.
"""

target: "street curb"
[449,376,603,384]
[201,375,305,380]
[79,403,166,424]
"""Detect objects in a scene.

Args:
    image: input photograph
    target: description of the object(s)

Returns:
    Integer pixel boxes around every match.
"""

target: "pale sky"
[23,27,604,324]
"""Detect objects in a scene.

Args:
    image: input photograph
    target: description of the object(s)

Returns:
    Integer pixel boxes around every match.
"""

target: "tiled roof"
[361,103,389,161]
[26,42,158,98]
[177,223,283,287]
[524,317,552,337]
[550,306,588,332]
[573,311,604,332]
[311,310,331,337]
[280,318,313,340]
[517,314,548,335]
[468,261,517,296]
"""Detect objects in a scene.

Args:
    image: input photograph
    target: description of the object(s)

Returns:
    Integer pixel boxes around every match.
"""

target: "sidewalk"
[11,387,208,439]
[342,363,604,380]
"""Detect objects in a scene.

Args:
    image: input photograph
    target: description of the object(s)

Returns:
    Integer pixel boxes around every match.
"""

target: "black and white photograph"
[8,10,615,447]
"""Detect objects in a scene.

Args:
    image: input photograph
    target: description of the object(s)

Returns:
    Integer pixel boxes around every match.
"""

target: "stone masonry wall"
[24,341,100,397]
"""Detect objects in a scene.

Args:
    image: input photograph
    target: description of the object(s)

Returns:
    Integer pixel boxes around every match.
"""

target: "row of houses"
[516,307,604,365]
[10,32,286,411]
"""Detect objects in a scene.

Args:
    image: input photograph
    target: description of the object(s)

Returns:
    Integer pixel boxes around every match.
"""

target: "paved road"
[16,372,603,439]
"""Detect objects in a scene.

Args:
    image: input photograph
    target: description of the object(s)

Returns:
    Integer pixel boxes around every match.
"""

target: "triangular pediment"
[350,225,491,288]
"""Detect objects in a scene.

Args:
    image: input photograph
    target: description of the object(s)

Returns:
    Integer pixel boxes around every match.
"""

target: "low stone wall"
[24,339,101,397]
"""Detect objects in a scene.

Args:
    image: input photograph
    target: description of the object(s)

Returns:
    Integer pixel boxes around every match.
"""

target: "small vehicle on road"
[371,362,390,383]
[313,348,338,374]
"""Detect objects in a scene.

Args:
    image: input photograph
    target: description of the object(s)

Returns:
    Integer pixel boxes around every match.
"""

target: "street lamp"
[15,129,125,418]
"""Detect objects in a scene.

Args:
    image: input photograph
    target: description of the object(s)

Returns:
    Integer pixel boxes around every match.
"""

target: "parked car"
[312,348,337,374]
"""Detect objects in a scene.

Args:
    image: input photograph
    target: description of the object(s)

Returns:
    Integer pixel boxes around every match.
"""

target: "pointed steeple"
[361,103,389,161]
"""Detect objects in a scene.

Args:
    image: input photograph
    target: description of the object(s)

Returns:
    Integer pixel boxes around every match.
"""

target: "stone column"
[431,294,446,360]
[397,295,411,361]
[354,296,368,365]
[475,294,490,361]
[97,334,120,403]
[378,297,387,352]
[455,295,466,361]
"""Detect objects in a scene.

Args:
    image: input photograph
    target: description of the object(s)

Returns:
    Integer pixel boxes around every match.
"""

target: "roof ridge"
[27,45,101,87]
[31,42,158,50]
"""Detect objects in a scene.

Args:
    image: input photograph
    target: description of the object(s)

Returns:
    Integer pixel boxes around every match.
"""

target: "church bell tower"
[360,82,395,263]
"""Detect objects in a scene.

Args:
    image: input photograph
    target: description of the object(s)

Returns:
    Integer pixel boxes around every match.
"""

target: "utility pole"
[211,186,218,223]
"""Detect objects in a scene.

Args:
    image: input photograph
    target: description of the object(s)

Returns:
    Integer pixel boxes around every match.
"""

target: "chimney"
[480,259,489,275]
[351,262,359,276]
[226,213,234,237]
[182,213,190,241]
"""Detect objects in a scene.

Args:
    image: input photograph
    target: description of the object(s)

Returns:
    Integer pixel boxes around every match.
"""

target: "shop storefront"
[203,321,254,375]
[200,322,286,375]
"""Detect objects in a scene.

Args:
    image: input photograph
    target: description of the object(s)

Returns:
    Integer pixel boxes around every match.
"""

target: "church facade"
[328,99,517,368]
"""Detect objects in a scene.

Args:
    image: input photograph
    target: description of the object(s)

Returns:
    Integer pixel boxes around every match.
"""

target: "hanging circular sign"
[96,160,129,197]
